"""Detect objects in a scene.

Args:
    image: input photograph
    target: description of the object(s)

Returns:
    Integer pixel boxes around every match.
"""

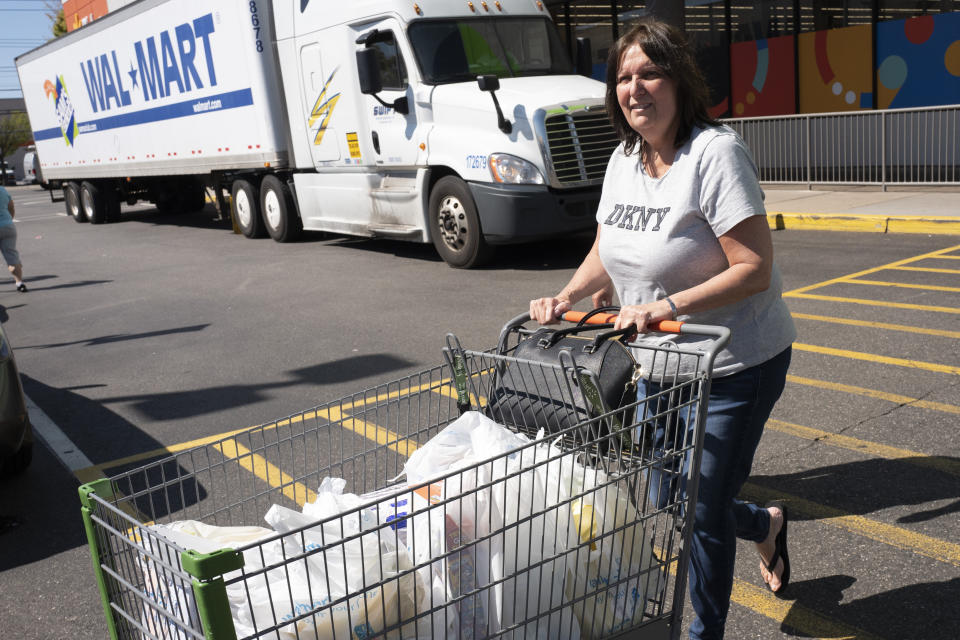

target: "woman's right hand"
[529,296,572,325]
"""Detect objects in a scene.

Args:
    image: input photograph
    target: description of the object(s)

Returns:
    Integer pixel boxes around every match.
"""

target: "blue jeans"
[639,347,792,640]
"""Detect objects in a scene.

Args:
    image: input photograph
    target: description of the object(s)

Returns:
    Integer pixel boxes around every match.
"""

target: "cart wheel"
[429,176,492,269]
[260,175,302,243]
[64,181,86,222]
[80,181,107,224]
[232,179,265,238]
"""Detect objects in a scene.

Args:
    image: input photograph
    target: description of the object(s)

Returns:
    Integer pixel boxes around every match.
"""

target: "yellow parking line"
[213,438,317,507]
[785,293,960,314]
[766,419,960,477]
[843,278,960,293]
[786,374,960,416]
[337,377,456,412]
[75,423,267,478]
[789,313,960,339]
[74,378,456,479]
[317,406,419,458]
[731,580,885,640]
[784,244,960,296]
[658,535,884,640]
[742,483,960,568]
[891,265,960,275]
[792,343,960,375]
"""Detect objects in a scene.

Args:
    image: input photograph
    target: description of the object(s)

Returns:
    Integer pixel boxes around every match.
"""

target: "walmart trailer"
[16,0,288,221]
[16,0,615,267]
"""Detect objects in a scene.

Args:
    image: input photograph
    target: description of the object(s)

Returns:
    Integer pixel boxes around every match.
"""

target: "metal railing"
[725,104,960,188]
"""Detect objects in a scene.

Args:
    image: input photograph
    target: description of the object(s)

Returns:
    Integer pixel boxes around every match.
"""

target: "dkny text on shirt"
[603,204,671,231]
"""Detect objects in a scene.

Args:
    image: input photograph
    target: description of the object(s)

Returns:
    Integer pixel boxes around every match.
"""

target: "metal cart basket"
[79,313,729,640]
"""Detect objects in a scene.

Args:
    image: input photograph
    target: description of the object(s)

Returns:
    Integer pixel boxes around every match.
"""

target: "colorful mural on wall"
[876,13,960,109]
[798,24,873,113]
[696,44,731,119]
[730,35,795,117]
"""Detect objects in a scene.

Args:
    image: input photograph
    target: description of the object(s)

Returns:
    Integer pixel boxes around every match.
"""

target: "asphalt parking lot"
[0,184,957,640]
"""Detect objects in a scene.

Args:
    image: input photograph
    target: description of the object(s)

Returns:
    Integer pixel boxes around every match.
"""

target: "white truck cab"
[274,0,616,266]
[17,0,617,267]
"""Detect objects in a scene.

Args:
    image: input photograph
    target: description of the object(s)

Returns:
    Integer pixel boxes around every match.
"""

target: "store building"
[547,1,960,116]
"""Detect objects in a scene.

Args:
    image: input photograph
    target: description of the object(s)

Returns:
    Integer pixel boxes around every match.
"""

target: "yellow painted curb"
[767,212,960,235]
[886,217,960,234]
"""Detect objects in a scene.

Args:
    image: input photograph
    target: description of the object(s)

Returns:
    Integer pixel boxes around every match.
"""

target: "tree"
[0,113,33,181]
[44,1,67,38]
[51,9,67,38]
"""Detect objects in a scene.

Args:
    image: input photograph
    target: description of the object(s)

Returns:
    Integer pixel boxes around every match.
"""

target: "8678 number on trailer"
[250,1,263,53]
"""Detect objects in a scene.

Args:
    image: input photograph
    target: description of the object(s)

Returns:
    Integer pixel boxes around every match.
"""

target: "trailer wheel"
[260,175,302,243]
[232,179,265,238]
[154,197,175,213]
[80,181,107,224]
[105,188,121,223]
[181,181,208,213]
[64,182,86,222]
[429,176,491,268]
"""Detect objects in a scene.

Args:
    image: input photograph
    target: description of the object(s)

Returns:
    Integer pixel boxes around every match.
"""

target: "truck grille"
[544,110,619,187]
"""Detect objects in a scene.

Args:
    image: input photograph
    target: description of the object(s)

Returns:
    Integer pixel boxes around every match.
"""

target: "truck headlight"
[489,153,544,185]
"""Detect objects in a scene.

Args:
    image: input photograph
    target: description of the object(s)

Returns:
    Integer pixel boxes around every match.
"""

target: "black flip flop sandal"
[764,500,790,597]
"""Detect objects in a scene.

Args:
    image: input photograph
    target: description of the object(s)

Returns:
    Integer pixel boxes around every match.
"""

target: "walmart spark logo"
[44,75,79,146]
[308,68,340,145]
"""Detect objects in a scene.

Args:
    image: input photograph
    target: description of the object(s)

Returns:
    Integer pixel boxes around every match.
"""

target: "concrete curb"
[766,212,960,235]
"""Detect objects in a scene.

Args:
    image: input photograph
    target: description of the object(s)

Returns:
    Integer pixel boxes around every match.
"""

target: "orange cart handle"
[561,310,685,334]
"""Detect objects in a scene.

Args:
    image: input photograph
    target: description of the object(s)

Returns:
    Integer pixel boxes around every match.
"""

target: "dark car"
[0,322,32,477]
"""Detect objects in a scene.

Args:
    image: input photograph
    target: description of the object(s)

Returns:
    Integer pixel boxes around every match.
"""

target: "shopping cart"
[79,312,729,640]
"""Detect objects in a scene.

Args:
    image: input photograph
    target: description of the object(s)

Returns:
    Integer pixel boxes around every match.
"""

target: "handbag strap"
[535,323,615,349]
[576,306,621,326]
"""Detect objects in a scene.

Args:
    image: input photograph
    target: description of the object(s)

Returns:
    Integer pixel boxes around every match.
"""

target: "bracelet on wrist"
[663,296,678,320]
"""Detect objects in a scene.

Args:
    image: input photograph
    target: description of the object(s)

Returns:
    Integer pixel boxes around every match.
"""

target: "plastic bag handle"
[561,310,685,334]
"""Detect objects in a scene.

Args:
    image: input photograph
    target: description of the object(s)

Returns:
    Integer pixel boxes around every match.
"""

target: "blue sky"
[1,0,61,100]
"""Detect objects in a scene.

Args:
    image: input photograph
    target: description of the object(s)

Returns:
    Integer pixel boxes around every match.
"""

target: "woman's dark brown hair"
[605,18,719,156]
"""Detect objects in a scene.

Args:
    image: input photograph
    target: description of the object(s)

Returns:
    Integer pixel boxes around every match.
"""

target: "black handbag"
[484,309,641,446]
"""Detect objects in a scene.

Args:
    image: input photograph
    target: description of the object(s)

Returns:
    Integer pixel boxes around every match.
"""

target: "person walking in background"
[529,18,796,639]
[0,186,27,292]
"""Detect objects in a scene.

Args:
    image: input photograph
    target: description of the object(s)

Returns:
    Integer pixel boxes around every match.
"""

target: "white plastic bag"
[556,464,660,640]
[135,521,276,640]
[259,495,420,640]
[403,412,581,639]
[486,440,581,640]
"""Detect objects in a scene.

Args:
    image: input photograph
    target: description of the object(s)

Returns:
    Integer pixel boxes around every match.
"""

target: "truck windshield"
[408,17,574,84]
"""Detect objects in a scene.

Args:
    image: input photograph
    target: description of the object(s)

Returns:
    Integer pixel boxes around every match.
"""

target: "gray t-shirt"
[596,125,796,379]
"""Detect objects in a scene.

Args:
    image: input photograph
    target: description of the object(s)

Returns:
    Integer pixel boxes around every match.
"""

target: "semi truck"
[16,0,617,267]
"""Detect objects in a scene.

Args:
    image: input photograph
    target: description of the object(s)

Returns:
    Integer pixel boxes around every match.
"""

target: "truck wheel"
[232,179,265,238]
[260,175,302,243]
[80,181,107,224]
[64,182,86,222]
[429,176,491,268]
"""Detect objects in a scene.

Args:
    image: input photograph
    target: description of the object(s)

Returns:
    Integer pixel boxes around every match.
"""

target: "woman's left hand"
[614,299,676,338]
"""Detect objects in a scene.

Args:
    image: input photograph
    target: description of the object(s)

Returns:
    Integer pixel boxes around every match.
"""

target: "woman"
[0,185,26,292]
[529,19,796,640]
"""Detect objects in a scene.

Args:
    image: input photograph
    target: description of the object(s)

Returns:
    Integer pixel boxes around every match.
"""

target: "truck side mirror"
[477,74,511,135]
[356,48,382,95]
[477,75,500,92]
[576,37,593,78]
[355,47,409,115]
